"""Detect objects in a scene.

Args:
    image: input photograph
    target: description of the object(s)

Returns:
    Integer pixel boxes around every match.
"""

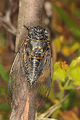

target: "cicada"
[7,26,52,110]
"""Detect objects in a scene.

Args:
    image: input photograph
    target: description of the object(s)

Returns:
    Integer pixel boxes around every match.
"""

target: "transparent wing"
[7,40,52,111]
[7,44,29,108]
[37,52,52,111]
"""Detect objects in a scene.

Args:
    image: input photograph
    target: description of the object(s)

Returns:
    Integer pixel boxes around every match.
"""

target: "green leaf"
[66,0,72,2]
[72,8,80,19]
[54,4,80,39]
[77,45,80,56]
[69,67,80,85]
[53,62,66,82]
[69,58,78,69]
[70,28,80,39]
[53,58,80,88]
[0,103,11,111]
[0,63,8,84]
[53,62,60,71]
[0,87,6,93]
[54,4,77,28]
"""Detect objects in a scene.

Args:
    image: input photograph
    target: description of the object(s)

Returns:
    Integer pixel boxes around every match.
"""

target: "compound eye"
[28,29,34,38]
[28,31,32,35]
[45,30,48,34]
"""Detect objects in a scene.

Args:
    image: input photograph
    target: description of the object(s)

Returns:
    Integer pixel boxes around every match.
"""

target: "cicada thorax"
[22,26,51,86]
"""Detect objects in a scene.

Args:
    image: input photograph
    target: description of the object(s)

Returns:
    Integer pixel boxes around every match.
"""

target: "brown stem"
[10,0,44,120]
[15,0,44,52]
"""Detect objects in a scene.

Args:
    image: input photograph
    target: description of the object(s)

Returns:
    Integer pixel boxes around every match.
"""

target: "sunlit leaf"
[69,59,78,69]
[70,42,80,53]
[69,67,80,85]
[53,62,66,82]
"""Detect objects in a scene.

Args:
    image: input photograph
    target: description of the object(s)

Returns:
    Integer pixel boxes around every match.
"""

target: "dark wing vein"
[7,45,29,108]
[37,52,52,111]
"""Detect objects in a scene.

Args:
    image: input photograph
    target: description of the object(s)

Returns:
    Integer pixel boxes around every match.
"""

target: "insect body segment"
[8,26,52,109]
[22,26,51,86]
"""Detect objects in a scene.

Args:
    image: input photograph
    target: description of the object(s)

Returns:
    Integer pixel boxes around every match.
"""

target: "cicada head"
[27,26,49,40]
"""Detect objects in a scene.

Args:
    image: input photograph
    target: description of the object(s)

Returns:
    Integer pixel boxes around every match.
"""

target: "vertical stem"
[10,0,44,120]
[64,79,70,87]
[59,81,64,104]
[60,88,64,104]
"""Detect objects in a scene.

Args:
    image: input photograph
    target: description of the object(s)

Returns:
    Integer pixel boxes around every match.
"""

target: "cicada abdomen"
[7,26,52,110]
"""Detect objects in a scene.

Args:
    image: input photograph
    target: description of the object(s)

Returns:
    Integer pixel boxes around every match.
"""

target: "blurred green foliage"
[54,4,80,39]
[53,57,80,86]
[0,63,11,120]
[0,63,8,84]
[42,1,80,119]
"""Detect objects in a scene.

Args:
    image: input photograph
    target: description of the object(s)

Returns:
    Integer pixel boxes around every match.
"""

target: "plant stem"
[60,88,64,104]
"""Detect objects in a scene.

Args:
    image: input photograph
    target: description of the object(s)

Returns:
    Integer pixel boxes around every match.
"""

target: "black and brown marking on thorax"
[21,26,51,86]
